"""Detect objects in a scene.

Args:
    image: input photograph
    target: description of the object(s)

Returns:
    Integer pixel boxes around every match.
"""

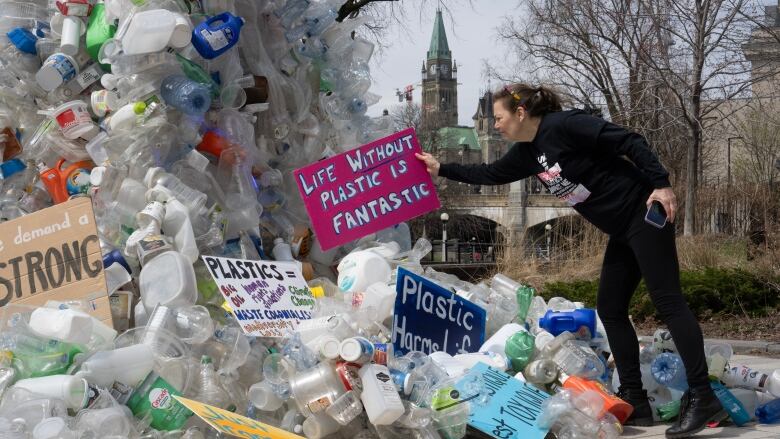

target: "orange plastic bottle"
[40,159,94,204]
[561,375,634,424]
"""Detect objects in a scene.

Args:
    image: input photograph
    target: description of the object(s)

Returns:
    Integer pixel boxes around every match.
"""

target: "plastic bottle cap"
[0,159,27,179]
[320,338,341,359]
[132,102,147,114]
[89,166,106,186]
[7,27,38,55]
[339,338,364,362]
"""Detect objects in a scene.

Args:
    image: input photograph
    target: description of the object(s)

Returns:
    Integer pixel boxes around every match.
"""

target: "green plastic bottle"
[516,285,535,322]
[175,54,220,98]
[125,372,193,431]
[505,330,535,372]
[657,399,680,421]
[86,1,117,70]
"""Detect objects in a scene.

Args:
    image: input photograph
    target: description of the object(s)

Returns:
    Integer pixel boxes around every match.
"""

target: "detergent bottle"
[39,159,94,203]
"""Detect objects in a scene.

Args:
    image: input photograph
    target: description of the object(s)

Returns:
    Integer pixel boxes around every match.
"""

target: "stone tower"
[421,9,458,130]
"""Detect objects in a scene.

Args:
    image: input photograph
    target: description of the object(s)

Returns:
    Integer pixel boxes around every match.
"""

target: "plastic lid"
[132,102,147,115]
[89,166,106,186]
[169,13,192,48]
[32,417,69,439]
[339,338,364,362]
[7,27,37,54]
[320,338,341,360]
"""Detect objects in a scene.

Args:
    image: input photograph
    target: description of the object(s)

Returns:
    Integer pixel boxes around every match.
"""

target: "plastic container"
[756,398,780,424]
[491,274,534,321]
[120,9,192,55]
[248,380,284,411]
[290,362,346,417]
[191,12,244,59]
[32,417,75,439]
[337,248,393,294]
[105,101,145,134]
[39,159,94,204]
[139,251,198,310]
[539,308,597,339]
[272,237,294,261]
[562,375,633,424]
[13,375,88,410]
[90,89,119,117]
[75,344,154,387]
[28,308,93,345]
[36,53,78,91]
[51,101,95,140]
[552,340,605,379]
[160,75,212,115]
[358,363,404,425]
[769,369,780,398]
[339,337,374,364]
[325,390,363,425]
[479,323,526,354]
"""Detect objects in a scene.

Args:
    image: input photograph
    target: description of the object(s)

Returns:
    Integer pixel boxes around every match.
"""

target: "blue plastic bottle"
[651,353,689,391]
[160,75,212,115]
[756,398,780,424]
[538,308,597,338]
[191,12,244,59]
[711,381,751,426]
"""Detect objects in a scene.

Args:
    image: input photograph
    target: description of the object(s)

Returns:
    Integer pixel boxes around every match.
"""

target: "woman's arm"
[415,143,533,186]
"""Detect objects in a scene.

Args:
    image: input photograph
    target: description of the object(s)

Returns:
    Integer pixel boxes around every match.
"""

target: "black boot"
[617,387,654,427]
[665,386,727,438]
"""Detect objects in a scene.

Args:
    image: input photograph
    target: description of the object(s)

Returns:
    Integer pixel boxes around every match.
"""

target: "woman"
[416,84,725,438]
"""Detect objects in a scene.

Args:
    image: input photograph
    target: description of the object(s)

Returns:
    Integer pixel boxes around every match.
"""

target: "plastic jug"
[75,344,154,387]
[539,308,597,339]
[28,308,93,345]
[191,12,244,59]
[39,159,94,204]
[337,248,394,294]
[13,375,88,410]
[120,9,192,55]
[561,375,634,424]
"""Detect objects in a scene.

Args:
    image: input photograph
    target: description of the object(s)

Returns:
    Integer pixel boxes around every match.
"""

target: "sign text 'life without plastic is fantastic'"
[294,128,440,250]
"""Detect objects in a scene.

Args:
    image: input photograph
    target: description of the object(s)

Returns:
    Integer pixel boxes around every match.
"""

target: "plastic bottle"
[722,363,772,392]
[39,159,94,204]
[729,388,758,421]
[709,381,750,426]
[524,359,558,384]
[479,323,526,354]
[192,12,245,59]
[505,330,535,371]
[358,363,404,425]
[194,356,232,410]
[118,9,192,55]
[144,167,208,214]
[755,398,780,424]
[289,362,346,417]
[491,274,534,321]
[337,247,395,294]
[27,307,93,345]
[539,308,597,339]
[105,101,145,134]
[561,375,634,424]
[552,340,605,380]
[651,353,688,391]
[768,370,780,398]
[339,337,374,364]
[272,237,294,261]
[75,343,154,387]
[160,75,212,115]
[652,328,677,353]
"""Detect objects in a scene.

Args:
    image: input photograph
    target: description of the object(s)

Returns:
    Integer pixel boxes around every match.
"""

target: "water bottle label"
[200,28,230,51]
[305,395,334,414]
[335,361,363,392]
[372,343,390,365]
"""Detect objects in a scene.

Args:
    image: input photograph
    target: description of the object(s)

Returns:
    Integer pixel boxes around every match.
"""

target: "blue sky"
[367,1,520,126]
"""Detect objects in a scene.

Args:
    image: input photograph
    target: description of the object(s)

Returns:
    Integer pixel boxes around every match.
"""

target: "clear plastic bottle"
[325,390,363,425]
[193,355,232,410]
[160,75,212,115]
[524,359,558,384]
[144,167,207,214]
[651,353,688,391]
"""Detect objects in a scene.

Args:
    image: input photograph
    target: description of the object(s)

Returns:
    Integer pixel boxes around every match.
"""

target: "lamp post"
[727,136,743,187]
[471,236,476,262]
[544,223,552,260]
[440,212,449,262]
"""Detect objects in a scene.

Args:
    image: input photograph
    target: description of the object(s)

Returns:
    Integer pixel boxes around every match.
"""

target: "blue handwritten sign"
[462,362,550,439]
[392,267,486,356]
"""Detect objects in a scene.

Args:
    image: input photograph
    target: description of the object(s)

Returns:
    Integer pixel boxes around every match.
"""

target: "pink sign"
[294,128,440,251]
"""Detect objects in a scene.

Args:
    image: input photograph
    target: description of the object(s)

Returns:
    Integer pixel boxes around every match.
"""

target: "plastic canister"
[28,307,93,345]
[562,375,633,424]
[139,251,198,310]
[36,53,79,91]
[51,101,95,140]
[191,12,244,59]
[358,363,405,425]
[289,362,346,417]
[539,308,597,338]
[13,375,88,410]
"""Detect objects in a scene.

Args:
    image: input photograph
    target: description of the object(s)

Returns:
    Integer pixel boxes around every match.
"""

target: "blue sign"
[463,362,550,439]
[392,267,486,356]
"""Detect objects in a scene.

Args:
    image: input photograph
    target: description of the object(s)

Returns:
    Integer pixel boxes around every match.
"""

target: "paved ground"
[626,354,780,438]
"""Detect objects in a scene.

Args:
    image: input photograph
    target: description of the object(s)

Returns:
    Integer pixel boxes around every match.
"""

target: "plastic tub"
[51,101,95,140]
[36,53,79,91]
[139,250,198,310]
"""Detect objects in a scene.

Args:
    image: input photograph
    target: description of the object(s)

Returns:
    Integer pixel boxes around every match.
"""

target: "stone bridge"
[439,179,577,237]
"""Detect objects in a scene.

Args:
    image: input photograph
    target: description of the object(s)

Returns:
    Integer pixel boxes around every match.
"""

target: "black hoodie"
[438,109,671,235]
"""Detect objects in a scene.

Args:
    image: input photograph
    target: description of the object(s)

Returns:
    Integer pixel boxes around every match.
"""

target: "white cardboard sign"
[201,256,315,337]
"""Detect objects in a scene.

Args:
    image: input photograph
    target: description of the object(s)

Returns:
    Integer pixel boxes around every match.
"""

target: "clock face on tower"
[440,65,449,75]
[429,64,437,74]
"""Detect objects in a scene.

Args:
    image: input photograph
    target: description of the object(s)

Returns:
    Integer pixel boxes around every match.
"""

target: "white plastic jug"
[76,344,155,387]
[358,363,404,425]
[337,249,393,294]
[479,323,527,354]
[351,282,396,321]
[139,250,197,310]
[28,307,93,345]
[120,9,192,55]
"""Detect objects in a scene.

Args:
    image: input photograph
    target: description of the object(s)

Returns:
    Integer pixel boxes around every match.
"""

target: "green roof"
[424,126,480,152]
[427,10,451,60]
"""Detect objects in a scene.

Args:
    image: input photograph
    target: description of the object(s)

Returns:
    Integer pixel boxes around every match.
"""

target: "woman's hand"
[647,187,677,223]
[415,152,441,178]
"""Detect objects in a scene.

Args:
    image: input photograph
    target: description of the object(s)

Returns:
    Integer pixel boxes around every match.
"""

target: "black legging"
[597,200,709,391]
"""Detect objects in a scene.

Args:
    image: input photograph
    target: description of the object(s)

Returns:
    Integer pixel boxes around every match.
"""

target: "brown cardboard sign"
[0,198,111,325]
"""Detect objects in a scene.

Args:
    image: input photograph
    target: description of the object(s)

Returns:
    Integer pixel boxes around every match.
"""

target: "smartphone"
[645,201,667,229]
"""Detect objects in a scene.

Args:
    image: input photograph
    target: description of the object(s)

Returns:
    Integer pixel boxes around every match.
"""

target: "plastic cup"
[36,53,79,91]
[219,84,247,109]
[90,90,118,117]
[60,16,81,56]
[51,101,95,140]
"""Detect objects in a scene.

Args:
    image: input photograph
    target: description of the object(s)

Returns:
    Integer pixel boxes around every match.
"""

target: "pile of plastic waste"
[0,0,779,438]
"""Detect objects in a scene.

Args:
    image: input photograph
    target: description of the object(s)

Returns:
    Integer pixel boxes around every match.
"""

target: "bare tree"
[389,102,422,131]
